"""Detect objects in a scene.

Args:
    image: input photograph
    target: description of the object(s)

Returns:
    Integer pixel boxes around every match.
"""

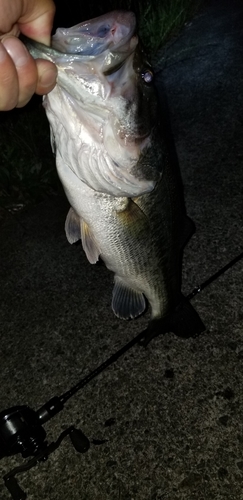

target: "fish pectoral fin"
[112,276,146,320]
[116,199,150,236]
[80,219,100,264]
[139,296,205,347]
[65,207,81,244]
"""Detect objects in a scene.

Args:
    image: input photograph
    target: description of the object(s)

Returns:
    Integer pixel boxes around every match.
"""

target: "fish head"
[26,11,139,103]
[25,11,161,197]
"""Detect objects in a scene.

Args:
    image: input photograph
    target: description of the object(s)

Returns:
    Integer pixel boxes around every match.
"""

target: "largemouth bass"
[24,11,205,345]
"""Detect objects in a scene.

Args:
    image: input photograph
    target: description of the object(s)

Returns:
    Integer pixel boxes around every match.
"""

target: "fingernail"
[40,67,57,88]
[2,37,30,67]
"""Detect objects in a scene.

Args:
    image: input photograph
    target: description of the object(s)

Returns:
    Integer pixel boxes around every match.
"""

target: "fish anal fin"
[80,219,100,264]
[139,296,205,347]
[112,276,146,320]
[65,207,81,244]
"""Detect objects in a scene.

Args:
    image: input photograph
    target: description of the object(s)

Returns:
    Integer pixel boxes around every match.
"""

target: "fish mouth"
[51,10,137,56]
[23,10,137,77]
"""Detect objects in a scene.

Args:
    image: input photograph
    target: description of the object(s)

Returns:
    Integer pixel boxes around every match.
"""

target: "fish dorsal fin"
[65,207,81,244]
[112,276,146,320]
[80,218,100,264]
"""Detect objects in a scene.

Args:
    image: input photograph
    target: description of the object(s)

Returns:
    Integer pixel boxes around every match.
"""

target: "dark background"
[53,0,149,31]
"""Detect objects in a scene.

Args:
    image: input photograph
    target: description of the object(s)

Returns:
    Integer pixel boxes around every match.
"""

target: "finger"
[35,58,57,96]
[0,3,22,35]
[0,42,19,110]
[19,0,56,46]
[0,0,55,45]
[2,36,38,108]
[0,25,20,39]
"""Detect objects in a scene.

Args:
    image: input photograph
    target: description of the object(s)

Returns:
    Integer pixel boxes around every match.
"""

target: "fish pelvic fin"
[65,207,100,264]
[80,218,100,264]
[139,296,205,347]
[65,207,81,244]
[112,276,146,320]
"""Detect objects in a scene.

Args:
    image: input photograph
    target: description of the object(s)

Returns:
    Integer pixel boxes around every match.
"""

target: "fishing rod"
[1,249,243,500]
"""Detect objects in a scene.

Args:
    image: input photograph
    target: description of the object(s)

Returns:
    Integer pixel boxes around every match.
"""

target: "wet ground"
[0,0,243,499]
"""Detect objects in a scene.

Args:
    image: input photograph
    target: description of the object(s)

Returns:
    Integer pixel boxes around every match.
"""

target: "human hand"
[0,0,57,110]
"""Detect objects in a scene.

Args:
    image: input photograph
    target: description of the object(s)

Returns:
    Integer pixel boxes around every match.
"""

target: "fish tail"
[139,296,205,347]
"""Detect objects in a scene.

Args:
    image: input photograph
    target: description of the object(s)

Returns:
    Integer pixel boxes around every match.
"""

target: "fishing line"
[35,248,243,408]
[1,249,242,500]
[186,249,243,300]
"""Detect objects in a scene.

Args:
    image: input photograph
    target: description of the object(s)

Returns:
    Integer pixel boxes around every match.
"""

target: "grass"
[102,0,201,54]
[138,0,200,54]
[0,0,202,215]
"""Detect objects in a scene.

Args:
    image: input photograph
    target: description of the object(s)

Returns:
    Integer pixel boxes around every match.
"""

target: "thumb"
[18,0,56,46]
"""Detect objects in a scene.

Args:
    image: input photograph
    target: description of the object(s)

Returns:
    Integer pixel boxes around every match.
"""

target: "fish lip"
[55,10,136,37]
[52,10,136,55]
[23,10,137,73]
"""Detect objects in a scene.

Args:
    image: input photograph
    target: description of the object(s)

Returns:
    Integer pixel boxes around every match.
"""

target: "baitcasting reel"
[0,399,90,459]
[0,331,143,500]
[0,398,90,500]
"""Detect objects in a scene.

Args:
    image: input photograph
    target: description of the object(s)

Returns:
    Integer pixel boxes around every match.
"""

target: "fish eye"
[141,69,154,84]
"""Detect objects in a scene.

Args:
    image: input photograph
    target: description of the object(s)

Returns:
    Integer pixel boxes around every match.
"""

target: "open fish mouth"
[51,11,137,56]
[23,10,138,80]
